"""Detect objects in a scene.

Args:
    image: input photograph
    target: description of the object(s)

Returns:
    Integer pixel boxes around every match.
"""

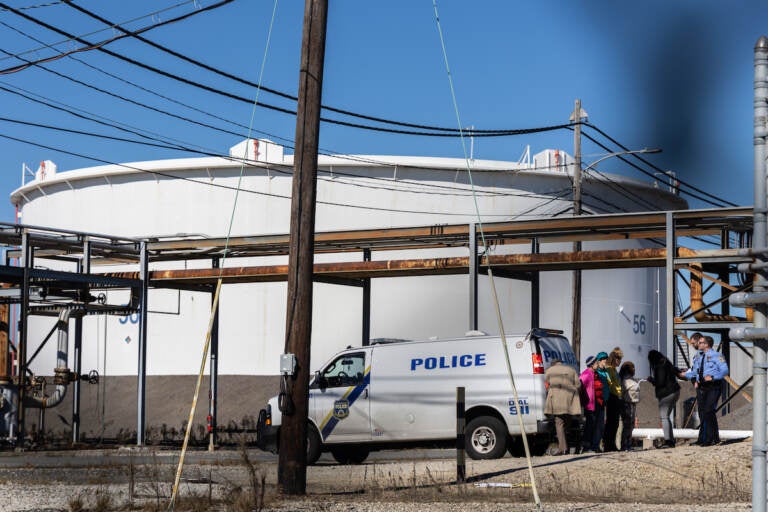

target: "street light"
[573,147,661,215]
[570,146,661,364]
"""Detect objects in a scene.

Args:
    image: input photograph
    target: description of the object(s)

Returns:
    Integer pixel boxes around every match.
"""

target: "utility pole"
[570,99,584,363]
[277,0,327,496]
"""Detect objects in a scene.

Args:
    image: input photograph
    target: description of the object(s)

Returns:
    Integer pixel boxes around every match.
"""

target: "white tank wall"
[11,146,686,379]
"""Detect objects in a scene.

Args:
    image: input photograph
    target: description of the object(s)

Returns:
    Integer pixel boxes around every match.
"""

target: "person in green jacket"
[601,348,624,452]
[593,351,611,452]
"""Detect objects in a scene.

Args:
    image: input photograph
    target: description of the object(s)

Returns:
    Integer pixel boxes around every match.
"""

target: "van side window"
[321,352,365,388]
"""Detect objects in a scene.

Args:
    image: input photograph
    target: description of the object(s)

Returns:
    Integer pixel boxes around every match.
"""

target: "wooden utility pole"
[277,0,328,495]
[570,99,583,363]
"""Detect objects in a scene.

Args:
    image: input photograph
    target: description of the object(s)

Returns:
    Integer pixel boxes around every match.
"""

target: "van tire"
[465,416,507,459]
[330,446,370,465]
[307,424,322,465]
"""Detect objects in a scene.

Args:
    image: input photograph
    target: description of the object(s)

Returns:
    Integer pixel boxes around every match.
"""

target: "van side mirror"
[312,371,327,390]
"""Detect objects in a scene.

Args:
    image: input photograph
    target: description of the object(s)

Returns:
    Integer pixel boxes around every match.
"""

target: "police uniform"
[685,349,729,445]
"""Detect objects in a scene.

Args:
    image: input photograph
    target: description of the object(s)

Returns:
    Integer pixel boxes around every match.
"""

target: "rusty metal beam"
[103,247,704,286]
[139,207,752,262]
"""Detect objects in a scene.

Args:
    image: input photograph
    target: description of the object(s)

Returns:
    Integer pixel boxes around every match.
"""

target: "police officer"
[682,335,729,446]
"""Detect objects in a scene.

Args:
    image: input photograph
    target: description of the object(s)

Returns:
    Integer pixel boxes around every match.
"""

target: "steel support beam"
[362,249,371,346]
[666,212,676,364]
[132,247,673,286]
[469,223,478,332]
[531,239,540,330]
[208,257,219,451]
[72,238,89,445]
[16,231,30,448]
[136,241,149,446]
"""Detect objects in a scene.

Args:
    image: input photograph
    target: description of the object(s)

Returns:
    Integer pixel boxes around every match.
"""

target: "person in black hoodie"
[647,350,684,448]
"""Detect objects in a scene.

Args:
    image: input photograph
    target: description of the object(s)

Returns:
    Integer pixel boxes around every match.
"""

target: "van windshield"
[537,335,578,370]
[318,352,366,388]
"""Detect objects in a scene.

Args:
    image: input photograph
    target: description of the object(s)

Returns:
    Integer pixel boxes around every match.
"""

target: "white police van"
[256,328,576,464]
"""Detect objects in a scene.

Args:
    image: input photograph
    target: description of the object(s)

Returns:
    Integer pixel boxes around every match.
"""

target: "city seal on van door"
[410,353,486,371]
[333,399,350,420]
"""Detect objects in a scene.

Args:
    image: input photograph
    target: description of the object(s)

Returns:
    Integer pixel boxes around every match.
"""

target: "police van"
[256,328,576,464]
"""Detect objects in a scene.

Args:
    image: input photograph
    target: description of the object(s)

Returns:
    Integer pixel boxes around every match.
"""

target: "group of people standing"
[577,347,639,453]
[543,332,729,455]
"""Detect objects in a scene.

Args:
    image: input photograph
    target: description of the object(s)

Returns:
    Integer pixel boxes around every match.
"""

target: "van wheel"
[465,416,507,459]
[307,424,322,466]
[330,446,369,465]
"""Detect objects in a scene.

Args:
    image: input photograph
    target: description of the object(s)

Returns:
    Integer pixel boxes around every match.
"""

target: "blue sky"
[0,0,765,224]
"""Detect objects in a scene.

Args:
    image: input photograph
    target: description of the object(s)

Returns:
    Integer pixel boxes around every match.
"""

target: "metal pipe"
[752,34,768,512]
[136,241,149,446]
[632,428,752,440]
[689,261,751,321]
[469,223,478,331]
[24,308,71,408]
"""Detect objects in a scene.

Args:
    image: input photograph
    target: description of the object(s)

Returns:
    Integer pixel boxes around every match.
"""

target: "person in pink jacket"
[579,355,602,453]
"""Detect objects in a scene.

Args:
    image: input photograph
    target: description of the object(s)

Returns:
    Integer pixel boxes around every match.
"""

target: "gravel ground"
[0,437,753,511]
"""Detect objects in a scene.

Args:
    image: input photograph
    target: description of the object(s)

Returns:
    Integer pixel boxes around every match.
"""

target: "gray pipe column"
[752,35,768,512]
[136,241,149,446]
[468,223,478,331]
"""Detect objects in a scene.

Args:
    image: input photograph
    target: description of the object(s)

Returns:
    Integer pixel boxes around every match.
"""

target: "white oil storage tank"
[10,140,686,383]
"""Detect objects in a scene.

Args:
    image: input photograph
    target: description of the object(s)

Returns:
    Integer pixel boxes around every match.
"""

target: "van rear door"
[534,331,578,371]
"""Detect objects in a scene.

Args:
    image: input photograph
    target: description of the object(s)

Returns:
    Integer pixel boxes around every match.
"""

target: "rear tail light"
[532,353,544,374]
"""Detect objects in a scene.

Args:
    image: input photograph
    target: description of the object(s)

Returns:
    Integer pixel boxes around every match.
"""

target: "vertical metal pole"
[531,238,540,329]
[720,231,731,416]
[456,386,465,483]
[72,238,89,445]
[362,249,371,346]
[571,99,583,362]
[17,231,30,448]
[278,0,327,495]
[752,35,768,512]
[208,257,220,451]
[469,223,478,331]
[665,212,676,364]
[571,100,583,213]
[136,241,149,446]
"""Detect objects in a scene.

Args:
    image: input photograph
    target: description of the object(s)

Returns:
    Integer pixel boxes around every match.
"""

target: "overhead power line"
[1,78,581,197]
[63,0,570,137]
[0,0,197,63]
[0,113,579,204]
[583,122,737,207]
[578,125,733,208]
[1,1,573,138]
[0,0,235,74]
[0,1,64,11]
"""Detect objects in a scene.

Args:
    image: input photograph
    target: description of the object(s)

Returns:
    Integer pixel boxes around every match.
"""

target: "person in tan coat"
[544,357,582,455]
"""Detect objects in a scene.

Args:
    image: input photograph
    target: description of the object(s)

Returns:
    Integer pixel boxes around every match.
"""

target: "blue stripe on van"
[320,369,371,439]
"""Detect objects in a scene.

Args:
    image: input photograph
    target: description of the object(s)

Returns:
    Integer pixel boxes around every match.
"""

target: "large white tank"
[10,140,686,379]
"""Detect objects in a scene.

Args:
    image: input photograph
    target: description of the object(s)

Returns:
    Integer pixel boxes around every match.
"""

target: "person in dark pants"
[683,335,729,446]
[602,347,623,452]
[619,361,639,451]
[579,355,600,453]
[593,351,610,452]
[648,350,683,448]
